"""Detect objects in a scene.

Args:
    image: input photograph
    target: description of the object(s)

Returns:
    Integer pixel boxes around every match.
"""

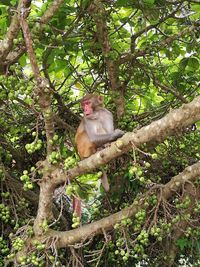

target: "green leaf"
[0,4,8,8]
[18,55,26,67]
[144,76,150,86]
[76,187,89,200]
[0,16,7,35]
[176,238,191,251]
[116,0,131,7]
[191,4,200,13]
[173,45,181,57]
[179,58,188,70]
[10,0,17,6]
[187,57,199,70]
[143,0,155,6]
[82,0,91,8]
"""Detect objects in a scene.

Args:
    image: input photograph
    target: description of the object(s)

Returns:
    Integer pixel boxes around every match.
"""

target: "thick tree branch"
[4,46,26,66]
[0,0,27,62]
[19,3,55,156]
[40,0,65,24]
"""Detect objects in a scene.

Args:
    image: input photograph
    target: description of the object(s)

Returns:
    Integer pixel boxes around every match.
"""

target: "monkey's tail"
[101,171,110,192]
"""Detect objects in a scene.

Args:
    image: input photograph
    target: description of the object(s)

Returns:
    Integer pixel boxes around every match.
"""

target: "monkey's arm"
[85,127,124,147]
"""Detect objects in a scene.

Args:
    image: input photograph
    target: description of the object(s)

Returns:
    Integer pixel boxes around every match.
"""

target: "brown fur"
[75,122,96,159]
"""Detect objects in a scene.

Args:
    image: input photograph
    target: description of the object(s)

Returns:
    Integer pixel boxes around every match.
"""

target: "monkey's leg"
[73,196,81,218]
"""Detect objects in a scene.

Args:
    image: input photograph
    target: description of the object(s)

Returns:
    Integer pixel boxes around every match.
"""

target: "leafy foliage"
[0,0,200,266]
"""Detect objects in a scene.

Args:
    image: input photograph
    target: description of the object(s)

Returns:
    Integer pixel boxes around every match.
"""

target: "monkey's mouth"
[84,108,93,116]
[85,111,92,116]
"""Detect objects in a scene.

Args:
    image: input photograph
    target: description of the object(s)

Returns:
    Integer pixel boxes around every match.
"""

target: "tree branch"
[88,0,125,118]
[22,161,200,250]
[119,23,199,65]
[40,0,65,24]
[0,0,27,62]
[19,3,55,156]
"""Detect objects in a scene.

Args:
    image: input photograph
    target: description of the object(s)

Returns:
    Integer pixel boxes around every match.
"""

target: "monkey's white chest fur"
[94,122,107,134]
[97,109,114,134]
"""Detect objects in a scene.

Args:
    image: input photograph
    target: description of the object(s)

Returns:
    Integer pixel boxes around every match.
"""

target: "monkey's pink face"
[82,100,93,116]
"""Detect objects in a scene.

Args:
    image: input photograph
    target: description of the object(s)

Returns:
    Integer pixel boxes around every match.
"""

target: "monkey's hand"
[113,129,125,139]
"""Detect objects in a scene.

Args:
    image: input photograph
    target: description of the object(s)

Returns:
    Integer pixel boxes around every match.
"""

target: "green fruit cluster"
[148,194,157,205]
[41,219,49,232]
[118,110,136,131]
[48,151,61,164]
[137,229,149,245]
[12,237,25,251]
[128,166,138,176]
[1,191,10,198]
[0,204,10,223]
[128,165,147,184]
[114,218,132,229]
[194,201,200,213]
[150,225,162,237]
[64,156,77,169]
[150,221,172,241]
[135,209,146,222]
[134,209,146,231]
[114,238,130,262]
[0,237,9,256]
[72,213,81,228]
[53,134,59,141]
[18,253,41,266]
[132,243,146,259]
[20,170,34,191]
[16,198,29,211]
[33,240,46,251]
[48,134,59,145]
[0,74,33,102]
[91,202,100,215]
[25,139,42,154]
[27,226,34,237]
[175,196,191,209]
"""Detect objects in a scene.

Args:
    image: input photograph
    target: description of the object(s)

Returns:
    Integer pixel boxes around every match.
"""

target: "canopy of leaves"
[0,0,199,266]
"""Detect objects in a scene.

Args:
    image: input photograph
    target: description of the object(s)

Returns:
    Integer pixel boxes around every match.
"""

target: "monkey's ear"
[97,95,104,104]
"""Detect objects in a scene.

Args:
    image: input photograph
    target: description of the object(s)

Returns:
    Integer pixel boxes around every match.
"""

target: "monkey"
[73,94,124,218]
